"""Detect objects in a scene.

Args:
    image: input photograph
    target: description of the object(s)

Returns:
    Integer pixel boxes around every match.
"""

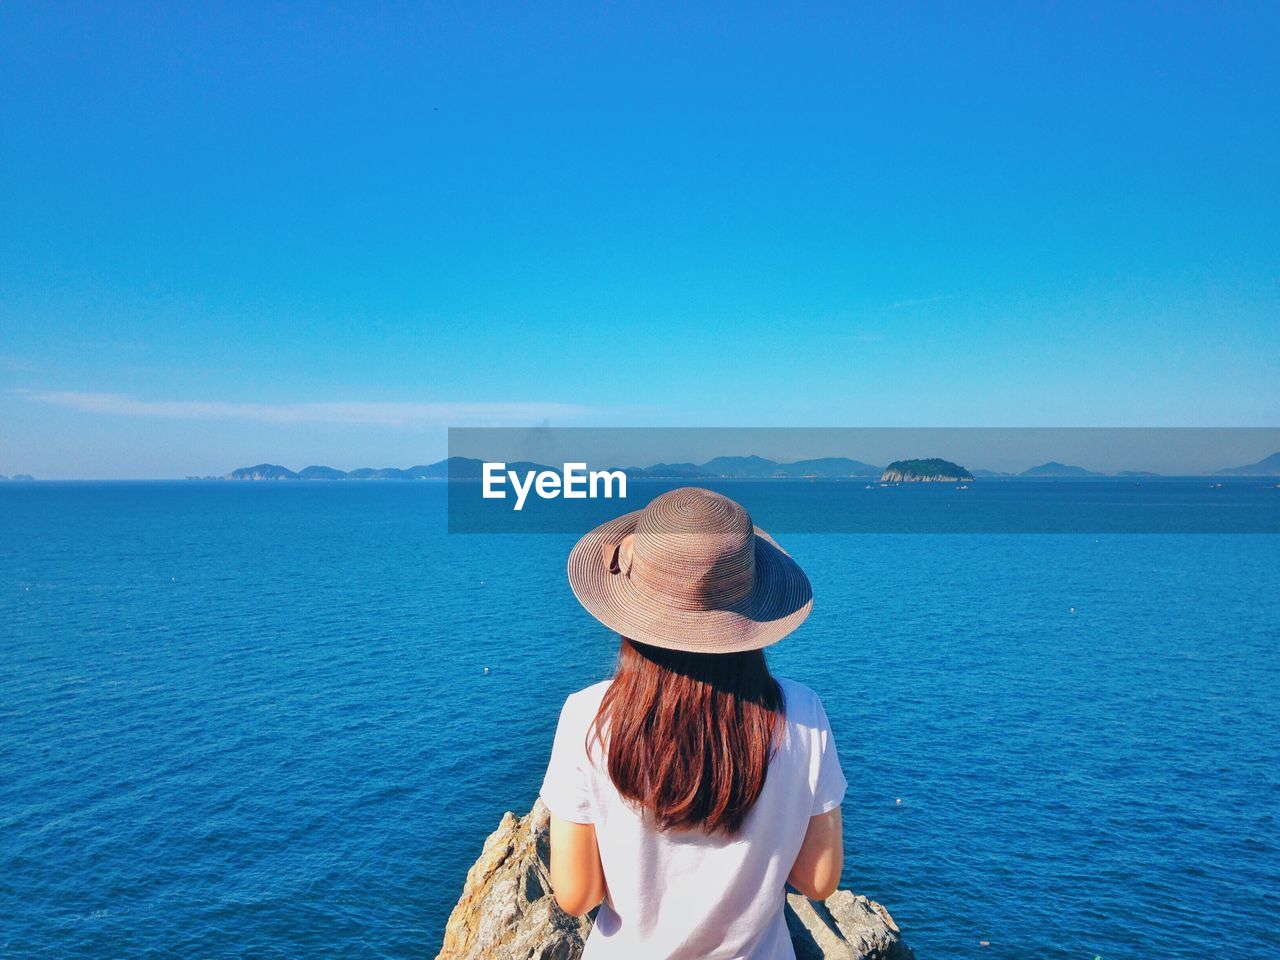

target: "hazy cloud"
[19,391,595,427]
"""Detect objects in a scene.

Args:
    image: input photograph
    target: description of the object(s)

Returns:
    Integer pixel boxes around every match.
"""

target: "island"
[880,459,973,483]
[1020,461,1104,478]
[225,464,302,480]
[225,461,461,481]
[1217,451,1280,476]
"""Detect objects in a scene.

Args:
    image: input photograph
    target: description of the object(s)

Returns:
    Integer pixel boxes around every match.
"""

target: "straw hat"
[567,487,813,653]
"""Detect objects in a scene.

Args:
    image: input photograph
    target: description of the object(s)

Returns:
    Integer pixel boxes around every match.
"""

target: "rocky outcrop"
[785,891,913,960]
[436,800,913,960]
[223,463,300,480]
[436,801,591,960]
[880,458,973,483]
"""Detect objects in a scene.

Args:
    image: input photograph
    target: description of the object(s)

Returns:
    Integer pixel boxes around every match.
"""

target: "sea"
[2,480,1278,959]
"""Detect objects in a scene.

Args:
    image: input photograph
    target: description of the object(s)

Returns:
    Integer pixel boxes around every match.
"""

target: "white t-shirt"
[539,676,847,960]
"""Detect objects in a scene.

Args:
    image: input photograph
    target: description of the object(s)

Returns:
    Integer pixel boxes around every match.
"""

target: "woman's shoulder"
[774,676,830,727]
[568,677,612,703]
[558,678,612,724]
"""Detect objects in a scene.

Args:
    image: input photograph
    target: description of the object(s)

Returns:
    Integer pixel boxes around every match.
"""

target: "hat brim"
[566,510,813,654]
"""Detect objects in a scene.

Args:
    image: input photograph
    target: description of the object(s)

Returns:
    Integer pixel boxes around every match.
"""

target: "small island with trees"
[881,458,974,482]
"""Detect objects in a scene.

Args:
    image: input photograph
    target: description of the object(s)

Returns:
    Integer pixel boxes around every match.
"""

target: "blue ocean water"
[2,482,1278,959]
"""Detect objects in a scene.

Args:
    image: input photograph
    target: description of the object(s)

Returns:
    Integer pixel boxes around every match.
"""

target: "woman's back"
[540,675,847,960]
[545,487,842,957]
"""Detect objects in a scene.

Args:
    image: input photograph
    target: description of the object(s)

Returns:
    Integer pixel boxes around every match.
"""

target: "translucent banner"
[445,428,1280,534]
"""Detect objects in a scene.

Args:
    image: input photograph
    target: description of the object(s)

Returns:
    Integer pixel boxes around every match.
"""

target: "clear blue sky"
[1,2,1276,478]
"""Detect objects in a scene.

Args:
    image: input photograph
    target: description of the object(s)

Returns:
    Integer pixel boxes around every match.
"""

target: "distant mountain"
[432,457,484,479]
[0,473,36,481]
[289,460,470,480]
[445,458,553,479]
[970,468,1014,478]
[226,457,558,481]
[365,457,503,479]
[1020,461,1104,478]
[346,467,412,480]
[1217,452,1280,476]
[340,459,550,480]
[222,455,895,481]
[299,465,348,480]
[645,455,883,479]
[881,459,973,482]
[777,457,881,478]
[1117,470,1160,477]
[226,464,299,480]
[622,462,711,479]
[699,455,785,477]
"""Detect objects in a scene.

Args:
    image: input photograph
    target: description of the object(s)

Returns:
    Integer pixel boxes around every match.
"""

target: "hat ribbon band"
[604,533,636,578]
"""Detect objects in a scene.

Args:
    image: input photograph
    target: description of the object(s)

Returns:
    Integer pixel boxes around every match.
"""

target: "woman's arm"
[548,813,607,916]
[788,807,844,900]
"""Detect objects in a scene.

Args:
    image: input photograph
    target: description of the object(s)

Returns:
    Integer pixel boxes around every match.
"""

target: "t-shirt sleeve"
[810,695,848,816]
[538,694,596,824]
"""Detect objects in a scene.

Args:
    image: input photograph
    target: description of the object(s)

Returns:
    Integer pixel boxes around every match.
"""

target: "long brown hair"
[588,637,785,836]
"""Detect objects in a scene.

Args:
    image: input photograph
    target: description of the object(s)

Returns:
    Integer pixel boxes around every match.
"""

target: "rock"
[436,800,913,960]
[786,891,914,960]
[437,802,592,960]
[880,458,973,483]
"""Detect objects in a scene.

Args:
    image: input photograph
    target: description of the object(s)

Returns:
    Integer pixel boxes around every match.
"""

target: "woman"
[540,487,846,959]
